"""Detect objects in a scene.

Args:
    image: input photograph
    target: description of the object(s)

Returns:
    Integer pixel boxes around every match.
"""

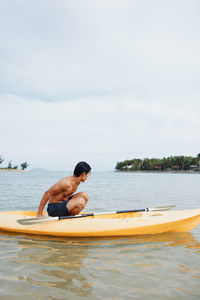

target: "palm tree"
[20,162,29,170]
[0,156,4,165]
[8,161,12,169]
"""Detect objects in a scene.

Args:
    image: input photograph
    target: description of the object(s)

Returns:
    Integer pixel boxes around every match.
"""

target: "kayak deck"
[0,209,200,237]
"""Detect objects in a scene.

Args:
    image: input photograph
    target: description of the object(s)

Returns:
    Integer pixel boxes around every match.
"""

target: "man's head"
[73,161,91,182]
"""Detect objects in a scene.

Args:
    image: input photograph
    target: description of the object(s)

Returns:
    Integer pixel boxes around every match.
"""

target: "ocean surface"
[0,171,200,299]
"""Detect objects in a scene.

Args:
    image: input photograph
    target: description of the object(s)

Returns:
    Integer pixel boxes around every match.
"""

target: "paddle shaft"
[59,205,176,220]
[59,208,148,220]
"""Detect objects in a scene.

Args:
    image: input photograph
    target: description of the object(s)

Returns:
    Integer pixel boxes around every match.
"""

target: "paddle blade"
[17,213,93,225]
[149,205,176,212]
[17,216,58,225]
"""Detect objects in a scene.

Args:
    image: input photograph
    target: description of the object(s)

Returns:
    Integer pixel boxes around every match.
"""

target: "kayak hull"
[0,209,200,237]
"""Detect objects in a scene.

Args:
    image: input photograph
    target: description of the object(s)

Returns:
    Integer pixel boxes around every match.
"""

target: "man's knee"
[77,198,86,210]
[79,192,88,203]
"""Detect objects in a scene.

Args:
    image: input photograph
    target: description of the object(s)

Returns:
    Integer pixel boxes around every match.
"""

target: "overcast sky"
[1,0,200,171]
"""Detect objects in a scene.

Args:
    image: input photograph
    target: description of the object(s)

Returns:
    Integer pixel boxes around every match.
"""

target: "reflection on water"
[1,171,200,299]
[0,231,200,299]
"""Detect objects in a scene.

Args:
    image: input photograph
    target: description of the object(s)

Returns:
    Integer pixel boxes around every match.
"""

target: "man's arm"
[37,190,52,217]
[37,180,66,217]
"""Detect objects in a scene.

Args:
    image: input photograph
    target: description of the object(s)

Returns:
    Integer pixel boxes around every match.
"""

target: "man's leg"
[66,192,88,215]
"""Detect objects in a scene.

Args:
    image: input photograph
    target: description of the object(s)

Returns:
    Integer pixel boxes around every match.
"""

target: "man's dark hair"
[73,161,91,177]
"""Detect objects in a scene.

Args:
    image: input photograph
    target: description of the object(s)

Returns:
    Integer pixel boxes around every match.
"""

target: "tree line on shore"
[0,155,29,170]
[115,154,200,172]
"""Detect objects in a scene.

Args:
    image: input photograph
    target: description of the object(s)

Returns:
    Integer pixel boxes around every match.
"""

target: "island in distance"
[115,154,200,172]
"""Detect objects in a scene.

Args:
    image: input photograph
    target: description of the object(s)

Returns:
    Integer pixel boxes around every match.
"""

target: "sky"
[0,0,200,171]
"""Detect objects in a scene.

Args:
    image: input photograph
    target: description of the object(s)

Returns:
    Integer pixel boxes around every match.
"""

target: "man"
[37,161,91,217]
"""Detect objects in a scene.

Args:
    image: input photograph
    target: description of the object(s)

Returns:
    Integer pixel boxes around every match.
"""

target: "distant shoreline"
[115,170,200,174]
[0,169,25,172]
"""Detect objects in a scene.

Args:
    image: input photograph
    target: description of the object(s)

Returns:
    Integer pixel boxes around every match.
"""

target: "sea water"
[0,171,200,299]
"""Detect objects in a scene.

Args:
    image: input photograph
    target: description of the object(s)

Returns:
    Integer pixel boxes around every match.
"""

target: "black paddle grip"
[116,208,148,214]
[59,213,94,220]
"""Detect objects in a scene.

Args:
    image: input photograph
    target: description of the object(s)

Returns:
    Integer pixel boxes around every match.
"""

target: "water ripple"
[0,172,200,299]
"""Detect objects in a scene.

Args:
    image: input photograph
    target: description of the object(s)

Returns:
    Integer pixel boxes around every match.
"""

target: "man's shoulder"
[59,176,73,186]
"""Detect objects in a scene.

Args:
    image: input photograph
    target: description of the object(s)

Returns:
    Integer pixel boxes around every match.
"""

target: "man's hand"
[37,213,44,218]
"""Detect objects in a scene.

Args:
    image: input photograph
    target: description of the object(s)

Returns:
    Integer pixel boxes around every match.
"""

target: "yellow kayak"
[0,209,200,237]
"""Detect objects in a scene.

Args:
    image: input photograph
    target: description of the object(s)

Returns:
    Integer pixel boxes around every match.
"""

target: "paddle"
[17,205,176,225]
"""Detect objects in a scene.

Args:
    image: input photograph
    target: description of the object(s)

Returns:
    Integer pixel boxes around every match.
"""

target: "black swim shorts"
[47,196,73,217]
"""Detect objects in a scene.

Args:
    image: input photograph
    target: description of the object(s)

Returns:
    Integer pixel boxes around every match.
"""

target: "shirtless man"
[37,162,91,217]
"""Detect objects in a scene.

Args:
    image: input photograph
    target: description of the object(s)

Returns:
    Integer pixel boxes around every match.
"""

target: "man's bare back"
[48,176,80,204]
[37,162,91,217]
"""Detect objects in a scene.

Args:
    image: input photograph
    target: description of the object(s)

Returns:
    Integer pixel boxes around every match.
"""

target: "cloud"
[0,1,200,170]
[0,0,200,100]
[1,93,200,170]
